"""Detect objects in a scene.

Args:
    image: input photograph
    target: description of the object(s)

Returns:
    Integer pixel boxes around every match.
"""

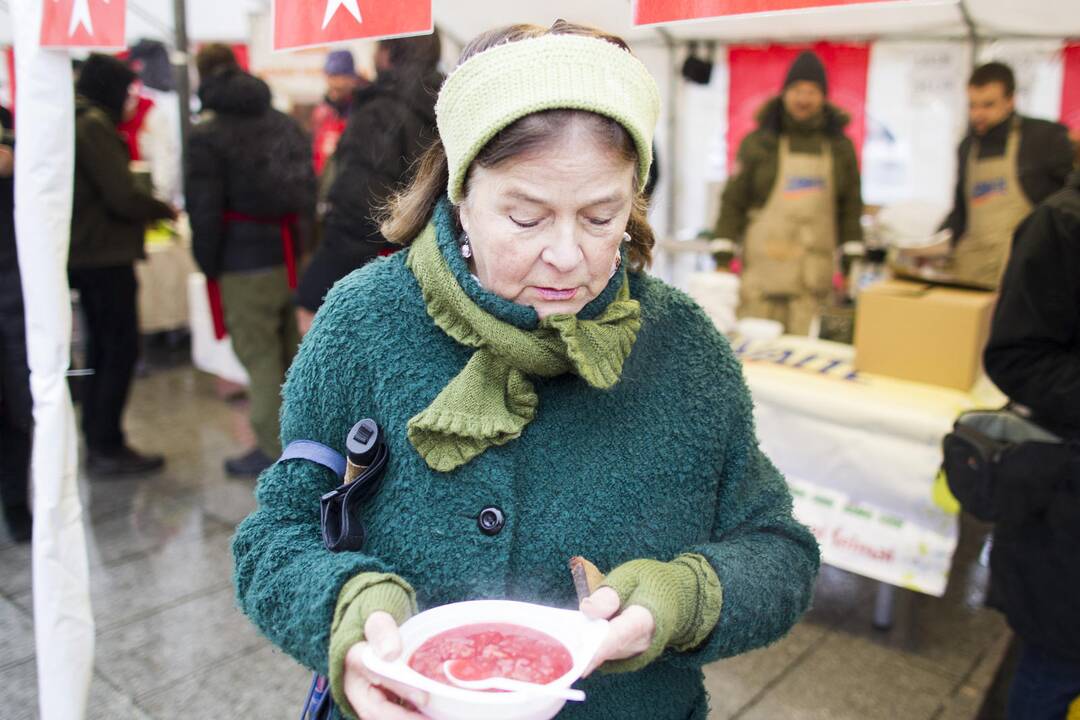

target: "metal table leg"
[873,582,897,631]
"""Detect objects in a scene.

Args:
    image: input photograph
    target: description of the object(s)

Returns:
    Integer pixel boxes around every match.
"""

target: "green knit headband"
[436,33,661,204]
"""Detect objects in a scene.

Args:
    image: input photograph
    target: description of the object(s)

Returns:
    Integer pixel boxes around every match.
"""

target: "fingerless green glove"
[600,553,723,673]
[329,572,417,719]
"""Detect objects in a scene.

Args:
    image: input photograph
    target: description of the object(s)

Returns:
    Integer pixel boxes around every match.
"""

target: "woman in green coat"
[232,21,819,720]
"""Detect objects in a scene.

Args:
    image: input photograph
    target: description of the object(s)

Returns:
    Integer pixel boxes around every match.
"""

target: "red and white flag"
[41,0,126,49]
[634,0,894,26]
[273,0,432,52]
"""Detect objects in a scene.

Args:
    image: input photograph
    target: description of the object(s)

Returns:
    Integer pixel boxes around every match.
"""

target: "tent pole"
[657,26,678,239]
[958,0,980,68]
[173,0,191,200]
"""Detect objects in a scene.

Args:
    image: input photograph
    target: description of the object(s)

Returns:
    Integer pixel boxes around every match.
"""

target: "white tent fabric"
[432,0,1080,43]
[2,0,1079,46]
[12,1,96,719]
[5,0,1077,47]
[122,0,260,42]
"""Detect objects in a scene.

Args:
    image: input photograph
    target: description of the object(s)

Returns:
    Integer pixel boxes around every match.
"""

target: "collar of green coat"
[430,197,628,331]
[405,210,642,472]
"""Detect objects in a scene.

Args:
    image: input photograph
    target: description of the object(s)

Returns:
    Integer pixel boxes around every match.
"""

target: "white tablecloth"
[735,335,1004,596]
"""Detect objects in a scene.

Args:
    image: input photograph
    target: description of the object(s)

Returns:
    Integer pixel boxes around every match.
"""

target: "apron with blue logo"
[950,118,1033,289]
[740,136,836,335]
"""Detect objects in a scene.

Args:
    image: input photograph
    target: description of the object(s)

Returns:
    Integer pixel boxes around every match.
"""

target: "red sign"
[273,0,432,52]
[41,0,126,49]
[726,43,869,173]
[1062,43,1080,133]
[3,47,14,114]
[635,0,893,25]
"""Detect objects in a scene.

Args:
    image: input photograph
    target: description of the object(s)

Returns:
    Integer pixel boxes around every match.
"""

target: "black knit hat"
[128,39,175,92]
[784,50,827,95]
[76,53,136,121]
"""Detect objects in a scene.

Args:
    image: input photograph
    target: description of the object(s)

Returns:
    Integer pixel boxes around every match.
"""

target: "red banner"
[1062,43,1080,133]
[273,0,432,52]
[3,47,13,114]
[726,43,869,173]
[41,0,126,49]
[635,0,891,26]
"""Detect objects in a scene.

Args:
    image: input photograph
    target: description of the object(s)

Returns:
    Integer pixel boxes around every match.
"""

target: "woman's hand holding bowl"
[579,587,656,675]
[344,611,429,719]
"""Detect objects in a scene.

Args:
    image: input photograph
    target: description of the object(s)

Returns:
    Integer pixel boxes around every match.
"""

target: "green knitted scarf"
[405,225,641,472]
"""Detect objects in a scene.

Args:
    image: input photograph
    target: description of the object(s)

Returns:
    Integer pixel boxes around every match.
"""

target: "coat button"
[477,507,505,536]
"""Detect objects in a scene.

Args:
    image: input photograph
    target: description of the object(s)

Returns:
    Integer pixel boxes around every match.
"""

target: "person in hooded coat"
[295,32,444,334]
[714,50,862,336]
[187,44,316,477]
[70,54,177,477]
[982,169,1080,719]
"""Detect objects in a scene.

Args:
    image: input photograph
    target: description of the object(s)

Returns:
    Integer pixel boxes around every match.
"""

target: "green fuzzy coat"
[232,201,820,719]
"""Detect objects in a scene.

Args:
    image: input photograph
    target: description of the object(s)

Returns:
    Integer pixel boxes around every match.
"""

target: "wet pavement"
[0,363,1010,719]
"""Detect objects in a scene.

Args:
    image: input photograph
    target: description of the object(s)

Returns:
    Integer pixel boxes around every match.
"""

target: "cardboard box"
[854,280,996,391]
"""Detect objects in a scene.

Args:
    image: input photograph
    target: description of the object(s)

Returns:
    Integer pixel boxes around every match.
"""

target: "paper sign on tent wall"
[635,0,892,25]
[1062,44,1080,133]
[727,43,869,172]
[273,0,432,51]
[41,0,126,49]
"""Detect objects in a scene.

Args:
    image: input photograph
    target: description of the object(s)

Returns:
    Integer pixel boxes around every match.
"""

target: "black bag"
[942,408,1065,522]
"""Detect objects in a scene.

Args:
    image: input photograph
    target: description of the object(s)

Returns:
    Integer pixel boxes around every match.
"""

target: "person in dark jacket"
[295,31,443,334]
[941,62,1074,289]
[983,169,1080,719]
[70,54,177,477]
[187,44,316,477]
[714,50,862,335]
[0,105,31,541]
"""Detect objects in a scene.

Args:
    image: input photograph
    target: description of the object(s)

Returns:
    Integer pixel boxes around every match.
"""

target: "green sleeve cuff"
[599,553,723,674]
[328,572,417,720]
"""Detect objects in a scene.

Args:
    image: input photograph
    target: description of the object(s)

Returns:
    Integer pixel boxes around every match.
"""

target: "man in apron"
[942,62,1073,289]
[715,51,863,335]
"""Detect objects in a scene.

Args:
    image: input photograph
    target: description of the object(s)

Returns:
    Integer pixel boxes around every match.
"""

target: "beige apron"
[950,119,1033,289]
[739,136,836,335]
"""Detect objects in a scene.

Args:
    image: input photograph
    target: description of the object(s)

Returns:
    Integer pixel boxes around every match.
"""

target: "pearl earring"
[460,233,473,259]
[622,231,631,244]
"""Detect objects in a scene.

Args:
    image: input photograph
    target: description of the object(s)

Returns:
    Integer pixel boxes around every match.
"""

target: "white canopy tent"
[1,1,1077,718]
[3,0,1079,45]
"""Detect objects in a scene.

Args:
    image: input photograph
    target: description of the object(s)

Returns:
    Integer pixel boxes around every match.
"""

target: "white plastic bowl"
[360,600,609,720]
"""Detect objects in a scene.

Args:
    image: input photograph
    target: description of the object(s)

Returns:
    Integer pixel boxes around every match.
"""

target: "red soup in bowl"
[408,623,573,689]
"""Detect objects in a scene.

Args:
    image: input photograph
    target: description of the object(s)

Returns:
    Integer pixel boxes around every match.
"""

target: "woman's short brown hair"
[379,20,655,271]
